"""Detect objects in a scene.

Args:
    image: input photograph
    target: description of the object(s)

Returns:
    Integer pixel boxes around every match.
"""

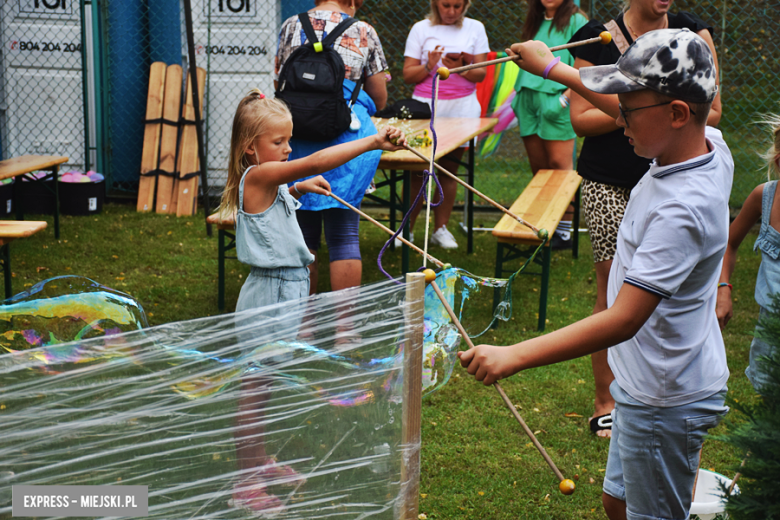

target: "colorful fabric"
[275,10,388,81]
[475,51,497,117]
[476,54,521,157]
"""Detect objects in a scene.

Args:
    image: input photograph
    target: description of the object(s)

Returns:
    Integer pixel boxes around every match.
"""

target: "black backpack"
[276,13,363,142]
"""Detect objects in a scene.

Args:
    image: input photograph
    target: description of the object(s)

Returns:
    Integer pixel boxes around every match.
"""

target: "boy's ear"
[670,100,693,128]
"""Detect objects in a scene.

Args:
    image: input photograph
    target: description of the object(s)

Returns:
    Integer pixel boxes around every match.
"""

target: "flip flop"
[589,413,613,435]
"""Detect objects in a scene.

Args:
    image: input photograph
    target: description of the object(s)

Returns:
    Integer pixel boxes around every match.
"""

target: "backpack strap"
[297,13,358,52]
[604,19,631,55]
[348,67,366,107]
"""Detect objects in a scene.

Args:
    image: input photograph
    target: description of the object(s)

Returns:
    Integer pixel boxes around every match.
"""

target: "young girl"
[513,0,587,249]
[717,115,780,392]
[219,89,406,310]
[219,89,405,513]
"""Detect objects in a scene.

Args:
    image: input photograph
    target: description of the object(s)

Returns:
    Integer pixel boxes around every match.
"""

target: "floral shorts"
[581,179,631,263]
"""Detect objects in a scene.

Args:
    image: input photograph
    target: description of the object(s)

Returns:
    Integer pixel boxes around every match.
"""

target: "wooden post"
[400,272,425,520]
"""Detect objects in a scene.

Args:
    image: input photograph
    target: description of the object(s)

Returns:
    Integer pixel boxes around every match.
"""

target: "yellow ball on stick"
[423,268,437,284]
[599,31,612,44]
[559,478,576,495]
[437,67,450,80]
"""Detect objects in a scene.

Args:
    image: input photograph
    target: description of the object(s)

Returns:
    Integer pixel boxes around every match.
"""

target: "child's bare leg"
[233,375,301,512]
[235,376,272,472]
[602,493,627,520]
[590,259,616,437]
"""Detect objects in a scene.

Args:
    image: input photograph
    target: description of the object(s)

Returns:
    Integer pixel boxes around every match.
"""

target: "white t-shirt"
[607,126,733,407]
[404,18,490,100]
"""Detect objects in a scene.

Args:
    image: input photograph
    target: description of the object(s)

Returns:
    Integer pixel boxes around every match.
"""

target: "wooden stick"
[727,456,747,495]
[442,33,611,76]
[328,192,444,268]
[402,144,542,236]
[427,279,565,483]
[400,272,425,520]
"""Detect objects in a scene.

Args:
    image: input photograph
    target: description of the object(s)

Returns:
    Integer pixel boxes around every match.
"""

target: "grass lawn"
[3,202,761,519]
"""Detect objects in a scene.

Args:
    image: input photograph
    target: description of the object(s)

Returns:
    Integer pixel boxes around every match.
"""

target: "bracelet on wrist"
[293,183,303,196]
[717,282,732,290]
[542,56,561,80]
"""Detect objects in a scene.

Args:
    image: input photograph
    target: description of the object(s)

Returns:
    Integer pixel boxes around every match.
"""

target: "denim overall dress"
[235,166,314,313]
[749,180,780,390]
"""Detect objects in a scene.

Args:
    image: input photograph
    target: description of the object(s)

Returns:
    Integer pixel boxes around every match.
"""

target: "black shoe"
[551,233,572,250]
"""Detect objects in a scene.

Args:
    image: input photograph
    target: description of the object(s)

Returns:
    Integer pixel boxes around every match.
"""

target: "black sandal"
[589,413,613,434]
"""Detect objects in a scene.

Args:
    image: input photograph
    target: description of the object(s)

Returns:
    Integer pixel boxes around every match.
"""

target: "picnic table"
[370,117,498,273]
[0,154,69,239]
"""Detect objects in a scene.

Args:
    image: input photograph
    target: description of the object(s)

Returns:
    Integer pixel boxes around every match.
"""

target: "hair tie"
[258,92,265,99]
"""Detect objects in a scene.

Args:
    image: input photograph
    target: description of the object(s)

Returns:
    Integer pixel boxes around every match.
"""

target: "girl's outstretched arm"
[507,41,620,120]
[717,184,764,329]
[256,126,406,188]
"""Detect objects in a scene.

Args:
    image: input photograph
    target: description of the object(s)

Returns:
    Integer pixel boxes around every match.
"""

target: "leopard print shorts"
[581,179,631,263]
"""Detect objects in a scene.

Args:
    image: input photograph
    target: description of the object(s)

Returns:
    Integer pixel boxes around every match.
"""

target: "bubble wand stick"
[328,192,445,268]
[436,32,612,79]
[423,269,575,495]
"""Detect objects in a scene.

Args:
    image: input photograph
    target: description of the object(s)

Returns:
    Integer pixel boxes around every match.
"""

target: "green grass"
[2,203,760,518]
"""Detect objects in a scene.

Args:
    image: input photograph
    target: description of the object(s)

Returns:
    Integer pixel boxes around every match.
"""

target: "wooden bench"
[0,220,48,299]
[207,212,236,311]
[492,169,583,331]
[0,154,69,239]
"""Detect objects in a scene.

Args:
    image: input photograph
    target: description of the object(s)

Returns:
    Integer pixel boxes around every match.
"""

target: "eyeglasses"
[617,101,696,128]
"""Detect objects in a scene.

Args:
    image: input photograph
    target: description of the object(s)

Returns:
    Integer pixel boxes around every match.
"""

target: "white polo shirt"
[607,127,733,407]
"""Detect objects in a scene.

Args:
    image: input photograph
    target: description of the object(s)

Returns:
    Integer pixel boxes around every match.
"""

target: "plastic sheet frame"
[0,274,429,519]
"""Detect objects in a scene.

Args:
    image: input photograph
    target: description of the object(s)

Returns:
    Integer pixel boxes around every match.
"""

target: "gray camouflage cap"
[580,28,717,103]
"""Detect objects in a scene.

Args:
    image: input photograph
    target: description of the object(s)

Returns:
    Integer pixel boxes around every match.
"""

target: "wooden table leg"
[402,170,411,274]
[467,137,475,254]
[390,169,397,249]
[1,244,11,300]
[573,186,580,260]
[218,229,226,312]
[492,242,504,328]
[538,245,551,331]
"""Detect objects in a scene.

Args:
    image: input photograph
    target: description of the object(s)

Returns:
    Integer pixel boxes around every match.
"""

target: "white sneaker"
[393,232,413,248]
[430,226,458,249]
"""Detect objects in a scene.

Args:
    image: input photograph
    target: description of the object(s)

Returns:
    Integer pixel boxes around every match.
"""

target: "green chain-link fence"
[2,1,777,207]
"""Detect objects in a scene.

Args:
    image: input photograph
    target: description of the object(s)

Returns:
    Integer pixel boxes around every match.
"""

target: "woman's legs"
[297,210,323,295]
[330,260,362,291]
[522,134,549,175]
[524,136,575,231]
[324,208,362,291]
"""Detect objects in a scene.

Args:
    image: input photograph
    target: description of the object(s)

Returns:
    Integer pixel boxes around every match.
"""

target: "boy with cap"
[458,29,732,520]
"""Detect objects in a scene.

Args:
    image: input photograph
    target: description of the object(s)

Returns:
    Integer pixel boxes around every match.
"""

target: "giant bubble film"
[0,276,460,519]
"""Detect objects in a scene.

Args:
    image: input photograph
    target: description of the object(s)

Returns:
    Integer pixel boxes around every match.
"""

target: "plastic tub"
[60,180,105,216]
[0,180,13,215]
[19,177,55,215]
[690,469,738,520]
